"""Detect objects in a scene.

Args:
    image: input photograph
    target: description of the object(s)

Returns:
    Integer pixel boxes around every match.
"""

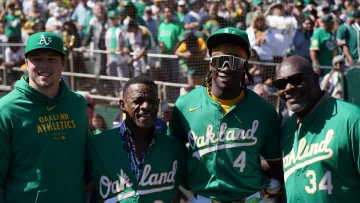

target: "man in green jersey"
[0,32,91,202]
[168,27,283,202]
[274,55,360,202]
[310,14,338,75]
[87,75,187,202]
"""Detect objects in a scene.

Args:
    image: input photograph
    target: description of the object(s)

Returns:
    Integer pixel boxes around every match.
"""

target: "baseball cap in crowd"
[117,7,126,15]
[347,11,354,21]
[321,14,335,23]
[145,6,152,13]
[251,0,262,5]
[53,7,61,17]
[190,0,199,5]
[107,10,116,18]
[25,32,65,57]
[332,55,345,66]
[178,0,186,6]
[353,10,360,19]
[206,27,251,59]
[295,1,303,8]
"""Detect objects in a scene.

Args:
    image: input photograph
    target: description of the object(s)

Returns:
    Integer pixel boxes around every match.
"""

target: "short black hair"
[123,75,157,98]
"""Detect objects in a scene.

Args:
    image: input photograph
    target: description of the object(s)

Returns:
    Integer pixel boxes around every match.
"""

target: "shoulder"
[0,89,25,112]
[68,91,87,104]
[89,128,120,146]
[245,90,279,116]
[331,98,360,122]
[89,16,96,25]
[174,86,206,109]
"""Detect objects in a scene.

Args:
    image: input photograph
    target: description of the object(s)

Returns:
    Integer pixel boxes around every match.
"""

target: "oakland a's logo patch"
[37,34,52,46]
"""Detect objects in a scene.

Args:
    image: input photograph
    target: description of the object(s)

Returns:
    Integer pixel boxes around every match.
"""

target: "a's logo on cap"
[224,28,235,34]
[37,34,52,46]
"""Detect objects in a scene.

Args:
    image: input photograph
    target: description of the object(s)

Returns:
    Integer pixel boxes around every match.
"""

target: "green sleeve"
[350,117,360,174]
[261,112,281,160]
[0,112,11,201]
[157,24,163,42]
[336,25,347,41]
[167,102,187,144]
[310,29,321,51]
[84,24,93,37]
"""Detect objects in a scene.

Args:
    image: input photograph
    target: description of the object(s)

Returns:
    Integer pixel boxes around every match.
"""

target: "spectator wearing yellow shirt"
[175,30,207,86]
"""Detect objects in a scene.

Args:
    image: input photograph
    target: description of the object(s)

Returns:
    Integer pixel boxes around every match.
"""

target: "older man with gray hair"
[320,55,346,99]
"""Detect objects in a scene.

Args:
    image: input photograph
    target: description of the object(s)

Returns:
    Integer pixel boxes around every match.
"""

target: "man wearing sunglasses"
[275,55,360,203]
[168,27,283,203]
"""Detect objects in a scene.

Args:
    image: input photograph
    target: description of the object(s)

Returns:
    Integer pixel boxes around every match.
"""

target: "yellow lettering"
[46,123,53,131]
[39,117,44,123]
[60,114,66,120]
[37,125,43,133]
[56,122,60,130]
[71,120,76,128]
[41,124,47,132]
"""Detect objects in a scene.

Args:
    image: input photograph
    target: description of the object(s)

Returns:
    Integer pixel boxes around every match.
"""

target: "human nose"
[140,101,151,111]
[283,82,295,92]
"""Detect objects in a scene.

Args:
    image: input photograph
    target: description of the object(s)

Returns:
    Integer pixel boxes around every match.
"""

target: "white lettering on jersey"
[282,129,334,182]
[139,160,177,186]
[100,169,133,200]
[188,120,259,159]
[100,161,178,202]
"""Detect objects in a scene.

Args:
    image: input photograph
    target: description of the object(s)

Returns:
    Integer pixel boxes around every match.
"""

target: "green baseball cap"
[108,10,117,18]
[321,14,335,23]
[25,32,65,56]
[251,0,262,5]
[347,11,355,20]
[206,27,251,58]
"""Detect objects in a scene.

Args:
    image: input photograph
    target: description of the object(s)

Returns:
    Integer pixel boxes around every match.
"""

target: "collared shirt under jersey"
[119,121,156,182]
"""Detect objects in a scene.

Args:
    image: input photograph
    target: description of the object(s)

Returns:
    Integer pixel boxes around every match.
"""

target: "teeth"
[38,72,51,76]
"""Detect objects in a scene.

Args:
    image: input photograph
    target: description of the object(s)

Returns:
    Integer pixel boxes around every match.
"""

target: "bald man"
[274,56,360,202]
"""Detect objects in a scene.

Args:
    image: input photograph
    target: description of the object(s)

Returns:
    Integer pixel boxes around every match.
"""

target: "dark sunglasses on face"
[273,72,313,90]
[210,55,246,71]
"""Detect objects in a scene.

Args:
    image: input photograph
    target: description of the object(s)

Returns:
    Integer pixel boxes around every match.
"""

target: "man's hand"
[314,68,321,75]
[256,37,265,45]
[184,51,191,59]
[78,46,87,52]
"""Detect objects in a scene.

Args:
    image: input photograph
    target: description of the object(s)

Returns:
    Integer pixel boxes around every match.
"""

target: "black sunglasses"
[273,72,313,90]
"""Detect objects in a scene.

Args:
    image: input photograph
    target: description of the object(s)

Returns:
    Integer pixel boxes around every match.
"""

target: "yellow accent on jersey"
[209,90,245,114]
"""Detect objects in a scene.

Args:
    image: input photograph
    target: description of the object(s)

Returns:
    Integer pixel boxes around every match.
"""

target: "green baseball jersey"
[168,86,281,201]
[310,27,337,67]
[0,76,90,202]
[336,24,359,63]
[88,127,187,203]
[281,95,360,203]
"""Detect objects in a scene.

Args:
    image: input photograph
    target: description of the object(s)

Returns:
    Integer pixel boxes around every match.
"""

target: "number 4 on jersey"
[233,151,246,172]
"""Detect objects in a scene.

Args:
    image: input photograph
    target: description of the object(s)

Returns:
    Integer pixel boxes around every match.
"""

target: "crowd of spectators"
[0,0,358,122]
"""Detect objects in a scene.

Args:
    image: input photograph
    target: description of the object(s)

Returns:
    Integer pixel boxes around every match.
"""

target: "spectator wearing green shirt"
[176,0,187,24]
[157,5,183,83]
[135,0,153,18]
[0,0,25,38]
[310,14,338,75]
[337,10,360,66]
